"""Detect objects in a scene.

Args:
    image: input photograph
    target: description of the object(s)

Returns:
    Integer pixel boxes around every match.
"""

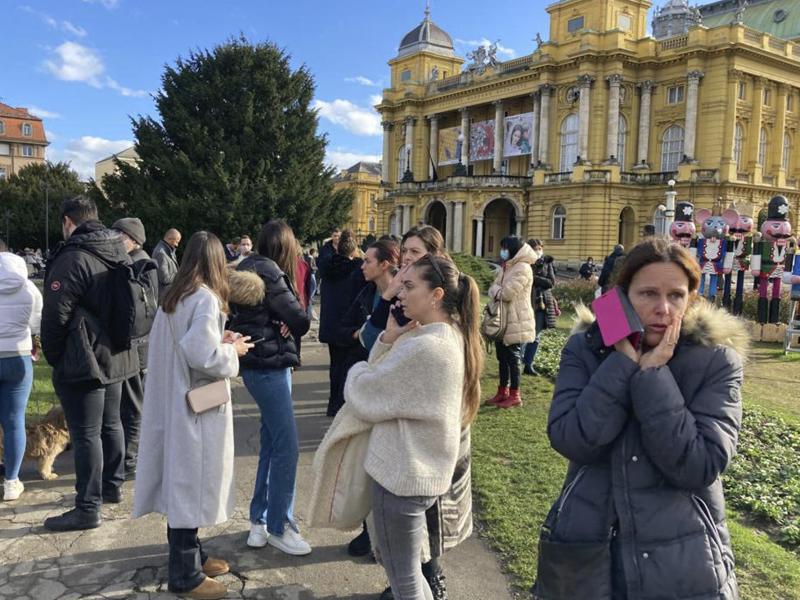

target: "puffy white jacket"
[0,252,43,353]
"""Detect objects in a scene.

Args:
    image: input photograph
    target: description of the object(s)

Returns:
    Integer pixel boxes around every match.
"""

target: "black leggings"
[495,342,522,390]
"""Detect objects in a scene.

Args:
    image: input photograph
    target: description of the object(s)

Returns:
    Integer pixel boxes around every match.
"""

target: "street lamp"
[453,132,467,176]
[664,178,677,235]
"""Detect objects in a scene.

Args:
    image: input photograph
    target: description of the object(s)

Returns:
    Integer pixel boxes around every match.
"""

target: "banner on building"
[438,126,462,166]
[470,120,495,162]
[503,113,534,158]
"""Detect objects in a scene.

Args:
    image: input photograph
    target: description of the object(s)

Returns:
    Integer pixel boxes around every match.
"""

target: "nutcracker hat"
[675,201,694,222]
[766,195,790,221]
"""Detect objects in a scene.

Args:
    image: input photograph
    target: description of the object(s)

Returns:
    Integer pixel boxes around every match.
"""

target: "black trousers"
[120,372,144,475]
[54,381,124,512]
[327,344,352,417]
[167,526,207,593]
[495,342,522,390]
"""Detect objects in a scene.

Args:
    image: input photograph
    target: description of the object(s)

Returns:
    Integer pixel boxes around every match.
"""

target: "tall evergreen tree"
[100,36,353,244]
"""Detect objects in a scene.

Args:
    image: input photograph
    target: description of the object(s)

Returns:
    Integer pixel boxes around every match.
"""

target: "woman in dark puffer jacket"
[535,238,746,600]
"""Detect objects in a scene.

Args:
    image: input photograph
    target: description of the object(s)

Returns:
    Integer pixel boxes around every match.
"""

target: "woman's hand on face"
[383,263,411,300]
[639,317,681,370]
[382,310,418,344]
[232,335,254,357]
[613,338,641,364]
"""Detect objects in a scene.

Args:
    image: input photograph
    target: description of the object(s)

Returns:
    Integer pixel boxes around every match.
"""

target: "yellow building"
[333,161,382,239]
[94,146,140,190]
[377,0,800,263]
[0,103,49,180]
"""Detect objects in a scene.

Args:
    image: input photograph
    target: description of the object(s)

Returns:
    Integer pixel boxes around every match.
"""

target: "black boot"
[379,587,393,600]
[425,569,447,600]
[44,508,101,532]
[102,486,123,504]
[347,522,371,557]
[757,297,768,324]
[769,298,781,324]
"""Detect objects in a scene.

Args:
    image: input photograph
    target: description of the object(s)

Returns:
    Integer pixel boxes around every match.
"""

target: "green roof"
[700,0,800,40]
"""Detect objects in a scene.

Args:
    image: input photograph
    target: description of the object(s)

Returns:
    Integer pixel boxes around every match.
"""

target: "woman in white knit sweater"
[344,255,483,600]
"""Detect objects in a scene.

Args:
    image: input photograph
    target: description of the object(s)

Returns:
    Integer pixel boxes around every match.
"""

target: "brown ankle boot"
[202,557,230,578]
[497,389,522,408]
[183,576,227,599]
[485,386,509,405]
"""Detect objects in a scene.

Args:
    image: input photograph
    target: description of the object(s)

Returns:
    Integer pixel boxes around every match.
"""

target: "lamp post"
[664,178,677,235]
[453,132,467,176]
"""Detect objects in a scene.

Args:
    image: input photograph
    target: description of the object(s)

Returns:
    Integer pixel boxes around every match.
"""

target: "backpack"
[480,298,507,342]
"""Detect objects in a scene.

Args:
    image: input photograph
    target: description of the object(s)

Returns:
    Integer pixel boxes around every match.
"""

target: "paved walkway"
[0,334,515,599]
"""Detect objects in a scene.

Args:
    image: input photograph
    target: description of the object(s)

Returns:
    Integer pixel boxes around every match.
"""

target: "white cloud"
[44,42,148,97]
[455,38,516,59]
[48,136,133,180]
[345,75,381,87]
[326,149,382,172]
[313,99,381,137]
[82,0,120,8]
[18,6,88,37]
[369,94,383,106]
[27,106,62,119]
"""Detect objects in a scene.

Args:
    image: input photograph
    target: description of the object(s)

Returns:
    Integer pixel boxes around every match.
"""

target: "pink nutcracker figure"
[722,208,754,316]
[691,209,736,303]
[751,195,793,323]
[670,201,696,248]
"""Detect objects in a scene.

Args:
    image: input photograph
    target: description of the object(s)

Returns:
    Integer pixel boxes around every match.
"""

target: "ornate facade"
[332,161,382,239]
[0,103,49,180]
[376,0,800,263]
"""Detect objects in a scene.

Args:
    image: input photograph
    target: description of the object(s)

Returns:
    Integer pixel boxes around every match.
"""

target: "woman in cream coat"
[133,232,252,600]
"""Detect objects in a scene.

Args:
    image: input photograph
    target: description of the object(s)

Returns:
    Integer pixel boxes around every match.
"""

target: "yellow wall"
[333,169,383,238]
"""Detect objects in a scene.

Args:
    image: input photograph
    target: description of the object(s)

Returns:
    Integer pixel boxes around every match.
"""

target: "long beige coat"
[488,244,537,345]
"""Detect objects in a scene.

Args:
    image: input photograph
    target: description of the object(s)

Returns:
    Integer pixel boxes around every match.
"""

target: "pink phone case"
[592,287,644,349]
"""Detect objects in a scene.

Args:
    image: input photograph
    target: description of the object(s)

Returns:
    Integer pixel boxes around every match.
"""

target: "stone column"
[404,117,416,179]
[428,115,439,180]
[577,75,595,164]
[401,204,412,234]
[381,121,393,182]
[747,78,765,170]
[446,202,454,251]
[515,216,522,237]
[392,205,402,236]
[538,84,553,168]
[474,216,484,257]
[453,202,464,253]
[683,71,704,162]
[493,101,504,173]
[530,92,541,167]
[460,108,470,170]
[773,84,788,176]
[635,81,653,169]
[606,74,623,163]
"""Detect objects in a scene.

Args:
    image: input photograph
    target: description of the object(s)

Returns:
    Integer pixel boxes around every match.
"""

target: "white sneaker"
[3,479,24,501]
[246,523,268,548]
[267,526,312,556]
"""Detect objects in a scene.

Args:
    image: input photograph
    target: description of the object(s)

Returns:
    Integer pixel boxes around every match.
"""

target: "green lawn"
[472,330,800,598]
[27,361,58,418]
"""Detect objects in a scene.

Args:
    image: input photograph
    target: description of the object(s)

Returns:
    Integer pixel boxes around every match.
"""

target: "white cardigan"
[0,252,42,354]
[344,321,465,497]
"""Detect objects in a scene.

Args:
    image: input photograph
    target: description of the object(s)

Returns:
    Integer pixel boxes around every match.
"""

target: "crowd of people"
[0,195,746,600]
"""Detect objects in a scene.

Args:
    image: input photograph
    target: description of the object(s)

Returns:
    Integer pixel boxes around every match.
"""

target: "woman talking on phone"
[535,238,745,599]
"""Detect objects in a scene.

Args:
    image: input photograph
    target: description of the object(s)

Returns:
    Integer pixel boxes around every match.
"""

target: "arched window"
[783,133,791,171]
[397,146,408,182]
[660,125,684,172]
[617,115,628,168]
[758,127,768,166]
[733,122,744,169]
[368,216,376,233]
[559,114,579,172]
[551,205,566,240]
[653,206,667,237]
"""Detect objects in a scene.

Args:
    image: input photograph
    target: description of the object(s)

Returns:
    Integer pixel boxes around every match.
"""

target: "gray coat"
[541,301,748,600]
[152,239,178,301]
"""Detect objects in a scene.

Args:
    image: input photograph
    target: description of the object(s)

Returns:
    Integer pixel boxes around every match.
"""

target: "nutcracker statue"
[783,240,799,300]
[722,208,755,316]
[692,209,736,304]
[751,195,793,323]
[669,201,696,248]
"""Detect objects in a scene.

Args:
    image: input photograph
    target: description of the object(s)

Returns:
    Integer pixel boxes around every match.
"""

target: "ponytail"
[457,273,484,426]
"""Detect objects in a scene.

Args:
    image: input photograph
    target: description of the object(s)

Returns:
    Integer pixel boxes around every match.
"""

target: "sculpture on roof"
[732,0,748,25]
[466,41,500,74]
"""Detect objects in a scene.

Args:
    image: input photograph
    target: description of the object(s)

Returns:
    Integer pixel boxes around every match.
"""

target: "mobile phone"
[391,304,411,327]
[247,336,265,345]
[592,287,644,349]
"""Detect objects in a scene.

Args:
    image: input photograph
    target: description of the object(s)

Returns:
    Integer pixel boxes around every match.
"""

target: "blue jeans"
[523,311,547,368]
[0,355,33,480]
[242,368,299,535]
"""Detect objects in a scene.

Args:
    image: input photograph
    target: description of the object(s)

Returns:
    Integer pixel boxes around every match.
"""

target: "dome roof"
[398,6,455,58]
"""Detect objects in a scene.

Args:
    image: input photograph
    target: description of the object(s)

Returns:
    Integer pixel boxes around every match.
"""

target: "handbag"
[480,298,507,341]
[167,315,231,415]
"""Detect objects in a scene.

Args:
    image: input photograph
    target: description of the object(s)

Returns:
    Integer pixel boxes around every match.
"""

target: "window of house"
[758,127,768,165]
[763,87,771,106]
[617,115,627,167]
[660,124,684,172]
[783,133,791,171]
[397,146,408,182]
[22,123,32,136]
[738,81,746,100]
[0,167,6,180]
[551,205,566,240]
[22,145,34,157]
[369,217,376,233]
[370,193,376,208]
[653,207,668,237]
[667,86,685,104]
[0,120,5,134]
[733,123,744,169]
[0,143,9,156]
[401,69,412,82]
[559,113,579,172]
[618,14,632,31]
[787,93,794,112]
[567,16,584,33]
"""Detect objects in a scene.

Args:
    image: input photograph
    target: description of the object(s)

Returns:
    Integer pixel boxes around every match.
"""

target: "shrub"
[532,329,570,378]
[452,253,495,293]
[552,278,596,312]
[740,289,793,324]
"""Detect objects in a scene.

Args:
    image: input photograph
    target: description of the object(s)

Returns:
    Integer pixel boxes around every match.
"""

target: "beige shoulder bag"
[168,315,231,414]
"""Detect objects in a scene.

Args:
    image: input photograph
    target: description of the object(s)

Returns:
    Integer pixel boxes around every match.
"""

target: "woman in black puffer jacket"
[228,220,312,556]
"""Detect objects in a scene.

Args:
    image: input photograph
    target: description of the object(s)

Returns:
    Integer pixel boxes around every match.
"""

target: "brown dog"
[0,406,70,480]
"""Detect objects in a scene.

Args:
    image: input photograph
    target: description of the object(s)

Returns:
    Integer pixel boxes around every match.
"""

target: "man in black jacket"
[41,196,138,531]
[111,217,159,480]
[597,244,625,293]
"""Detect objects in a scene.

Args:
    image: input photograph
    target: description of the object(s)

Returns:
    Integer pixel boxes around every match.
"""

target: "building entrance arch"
[425,200,448,243]
[480,197,518,259]
[618,206,636,248]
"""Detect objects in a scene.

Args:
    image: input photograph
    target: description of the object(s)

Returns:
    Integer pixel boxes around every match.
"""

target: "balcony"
[691,169,719,183]
[620,171,677,185]
[390,174,531,195]
[544,171,572,184]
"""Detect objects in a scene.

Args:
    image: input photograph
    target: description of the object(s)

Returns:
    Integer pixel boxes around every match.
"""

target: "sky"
[4,0,640,180]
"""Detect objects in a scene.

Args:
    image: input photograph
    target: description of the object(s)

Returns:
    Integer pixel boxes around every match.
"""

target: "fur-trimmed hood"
[572,299,750,359]
[228,270,265,307]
